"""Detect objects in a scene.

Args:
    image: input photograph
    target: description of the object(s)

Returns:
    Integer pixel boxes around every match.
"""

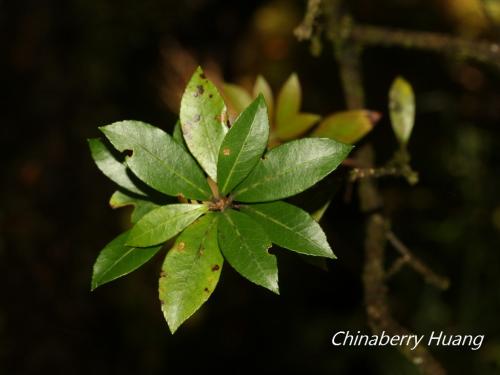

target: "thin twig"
[349,24,500,68]
[294,0,323,41]
[358,146,446,375]
[386,230,450,290]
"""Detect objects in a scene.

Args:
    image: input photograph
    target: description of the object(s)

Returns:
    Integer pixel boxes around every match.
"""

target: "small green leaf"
[222,83,253,114]
[172,120,187,151]
[311,199,332,222]
[109,190,160,223]
[91,231,163,291]
[99,120,211,201]
[127,204,208,247]
[242,201,335,258]
[218,209,278,294]
[276,73,301,129]
[389,77,415,145]
[217,95,269,195]
[253,75,274,121]
[88,138,144,195]
[276,113,321,140]
[233,138,353,202]
[312,110,380,144]
[180,67,228,181]
[159,214,223,333]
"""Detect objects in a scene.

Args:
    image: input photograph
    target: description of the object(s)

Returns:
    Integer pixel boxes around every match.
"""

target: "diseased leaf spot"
[193,114,201,122]
[209,94,213,98]
[223,148,231,156]
[160,271,167,277]
[177,242,185,251]
[196,85,204,96]
[204,287,210,293]
[199,73,206,79]
[123,149,133,157]
[211,264,220,271]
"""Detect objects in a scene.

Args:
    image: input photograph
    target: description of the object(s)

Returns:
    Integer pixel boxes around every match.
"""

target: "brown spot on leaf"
[199,73,206,79]
[160,271,167,277]
[209,94,213,98]
[193,114,201,122]
[223,148,231,156]
[196,85,204,96]
[204,288,210,293]
[123,149,133,157]
[211,264,220,271]
[177,242,185,251]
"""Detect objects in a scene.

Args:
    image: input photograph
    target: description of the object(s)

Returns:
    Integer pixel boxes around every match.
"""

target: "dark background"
[2,0,500,373]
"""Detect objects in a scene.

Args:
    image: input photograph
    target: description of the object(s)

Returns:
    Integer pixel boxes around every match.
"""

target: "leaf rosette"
[89,67,353,333]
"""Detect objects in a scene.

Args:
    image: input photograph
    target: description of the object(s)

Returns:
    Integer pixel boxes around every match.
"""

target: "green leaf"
[276,73,301,129]
[109,190,160,223]
[311,199,332,222]
[88,138,144,195]
[172,120,187,151]
[217,95,269,195]
[99,120,211,201]
[242,201,335,258]
[180,67,228,181]
[218,209,278,294]
[312,110,380,144]
[233,138,353,202]
[389,77,415,145]
[91,231,163,291]
[159,214,223,333]
[222,83,253,114]
[276,113,321,140]
[253,75,274,121]
[127,203,209,247]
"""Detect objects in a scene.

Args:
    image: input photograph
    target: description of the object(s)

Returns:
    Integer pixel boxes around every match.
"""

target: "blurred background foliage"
[1,0,500,373]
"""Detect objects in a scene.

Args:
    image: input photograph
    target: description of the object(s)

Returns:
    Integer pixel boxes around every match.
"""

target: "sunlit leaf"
[109,190,160,223]
[217,95,269,195]
[159,214,222,333]
[91,231,163,291]
[88,138,144,195]
[172,120,187,151]
[100,120,211,200]
[180,66,228,181]
[242,201,335,258]
[218,209,279,294]
[127,204,208,247]
[233,138,353,202]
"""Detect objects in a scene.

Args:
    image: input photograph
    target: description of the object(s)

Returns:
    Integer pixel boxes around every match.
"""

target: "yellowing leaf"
[389,77,415,145]
[276,112,321,140]
[312,110,380,144]
[276,73,301,129]
[253,75,274,121]
[222,83,253,115]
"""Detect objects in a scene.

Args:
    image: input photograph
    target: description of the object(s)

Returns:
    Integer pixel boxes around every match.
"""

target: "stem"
[349,24,500,68]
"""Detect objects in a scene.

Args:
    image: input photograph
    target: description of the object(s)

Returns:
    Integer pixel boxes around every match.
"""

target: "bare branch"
[386,230,450,290]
